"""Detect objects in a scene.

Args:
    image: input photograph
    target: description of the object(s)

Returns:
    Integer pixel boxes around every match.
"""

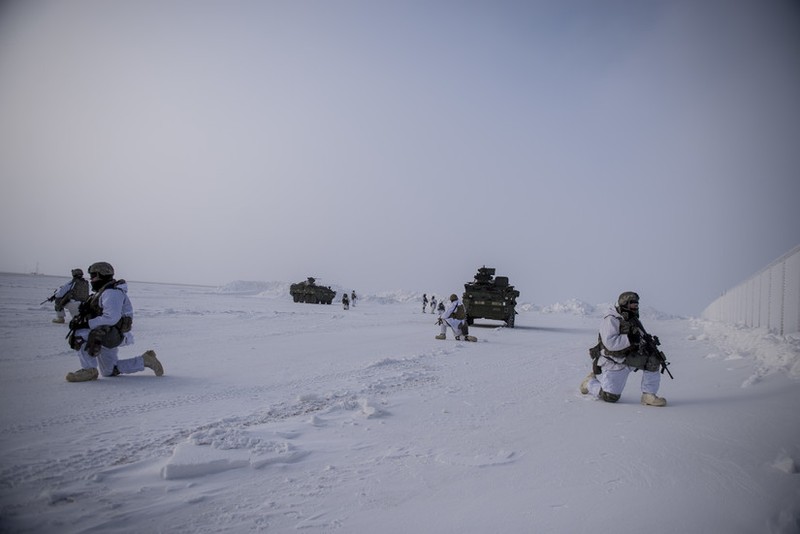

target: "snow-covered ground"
[1,272,799,533]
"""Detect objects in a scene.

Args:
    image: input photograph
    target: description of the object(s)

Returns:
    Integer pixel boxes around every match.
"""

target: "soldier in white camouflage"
[580,291,666,406]
[436,294,476,342]
[51,268,89,324]
[65,262,164,383]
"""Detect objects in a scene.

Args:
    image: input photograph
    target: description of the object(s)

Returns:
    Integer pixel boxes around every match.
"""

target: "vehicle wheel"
[506,313,515,328]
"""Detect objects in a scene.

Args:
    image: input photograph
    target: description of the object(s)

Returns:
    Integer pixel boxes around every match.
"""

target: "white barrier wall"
[702,244,800,336]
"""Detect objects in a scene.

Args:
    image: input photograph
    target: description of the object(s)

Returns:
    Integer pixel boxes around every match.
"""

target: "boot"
[641,392,667,407]
[579,372,594,395]
[52,317,65,324]
[435,334,446,340]
[66,368,99,382]
[143,350,164,376]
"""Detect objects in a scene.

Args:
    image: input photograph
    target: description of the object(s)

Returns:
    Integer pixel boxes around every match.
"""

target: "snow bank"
[694,319,800,382]
[215,280,290,296]
[540,298,598,315]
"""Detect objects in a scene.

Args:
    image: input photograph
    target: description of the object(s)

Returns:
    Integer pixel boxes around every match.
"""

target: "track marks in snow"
[0,348,445,491]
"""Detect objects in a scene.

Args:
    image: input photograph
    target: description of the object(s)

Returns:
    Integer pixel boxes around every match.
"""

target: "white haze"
[1,1,799,317]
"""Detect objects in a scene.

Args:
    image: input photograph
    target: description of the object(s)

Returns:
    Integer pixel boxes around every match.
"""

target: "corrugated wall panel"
[702,245,800,336]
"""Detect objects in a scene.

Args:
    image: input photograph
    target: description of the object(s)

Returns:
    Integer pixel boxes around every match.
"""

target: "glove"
[436,318,443,325]
[69,317,89,331]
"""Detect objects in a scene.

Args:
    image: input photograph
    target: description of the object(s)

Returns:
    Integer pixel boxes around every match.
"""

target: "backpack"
[72,278,89,302]
[453,303,466,320]
[56,278,89,308]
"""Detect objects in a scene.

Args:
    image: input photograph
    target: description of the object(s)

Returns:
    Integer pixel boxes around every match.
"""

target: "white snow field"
[1,273,799,533]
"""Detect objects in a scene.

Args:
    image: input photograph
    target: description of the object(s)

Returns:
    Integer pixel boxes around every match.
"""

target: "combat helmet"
[88,262,114,279]
[616,291,640,319]
[71,268,83,278]
[450,293,458,301]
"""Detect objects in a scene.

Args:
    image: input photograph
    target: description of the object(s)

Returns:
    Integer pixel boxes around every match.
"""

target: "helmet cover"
[88,262,114,278]
[616,291,640,318]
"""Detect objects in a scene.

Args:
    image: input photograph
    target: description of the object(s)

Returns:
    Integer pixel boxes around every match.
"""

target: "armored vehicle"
[290,277,336,305]
[462,266,520,327]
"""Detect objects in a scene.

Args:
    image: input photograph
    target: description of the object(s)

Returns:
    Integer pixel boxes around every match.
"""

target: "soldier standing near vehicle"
[580,292,667,406]
[422,294,428,313]
[64,262,164,382]
[342,293,350,310]
[49,268,89,323]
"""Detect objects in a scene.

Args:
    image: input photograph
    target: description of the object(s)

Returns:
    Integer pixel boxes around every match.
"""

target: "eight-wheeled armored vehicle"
[290,277,336,304]
[462,266,520,327]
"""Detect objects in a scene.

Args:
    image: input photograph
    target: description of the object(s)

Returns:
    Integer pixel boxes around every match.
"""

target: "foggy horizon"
[2,0,799,317]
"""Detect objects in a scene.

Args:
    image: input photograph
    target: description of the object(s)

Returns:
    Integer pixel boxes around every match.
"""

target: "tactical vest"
[85,279,133,332]
[590,315,655,373]
[600,315,635,357]
[67,279,132,355]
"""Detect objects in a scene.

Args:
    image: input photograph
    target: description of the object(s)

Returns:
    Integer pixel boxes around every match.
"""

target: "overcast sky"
[1,0,798,316]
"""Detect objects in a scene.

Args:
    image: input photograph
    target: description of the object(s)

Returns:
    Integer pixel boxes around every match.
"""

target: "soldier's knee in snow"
[599,390,621,403]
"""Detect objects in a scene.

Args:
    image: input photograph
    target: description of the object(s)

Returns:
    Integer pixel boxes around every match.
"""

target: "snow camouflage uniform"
[436,294,475,341]
[581,292,666,406]
[52,269,89,323]
[65,262,163,382]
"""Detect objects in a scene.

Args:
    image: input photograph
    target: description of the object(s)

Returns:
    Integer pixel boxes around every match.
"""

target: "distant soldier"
[351,290,358,307]
[342,293,350,310]
[422,294,428,313]
[50,268,90,324]
[430,295,437,314]
[437,301,445,314]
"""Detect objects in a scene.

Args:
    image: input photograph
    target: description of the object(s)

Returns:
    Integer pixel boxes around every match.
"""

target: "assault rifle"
[41,291,56,305]
[632,318,674,379]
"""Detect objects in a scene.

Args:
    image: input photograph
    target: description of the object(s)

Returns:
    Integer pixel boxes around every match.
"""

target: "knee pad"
[599,389,621,403]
